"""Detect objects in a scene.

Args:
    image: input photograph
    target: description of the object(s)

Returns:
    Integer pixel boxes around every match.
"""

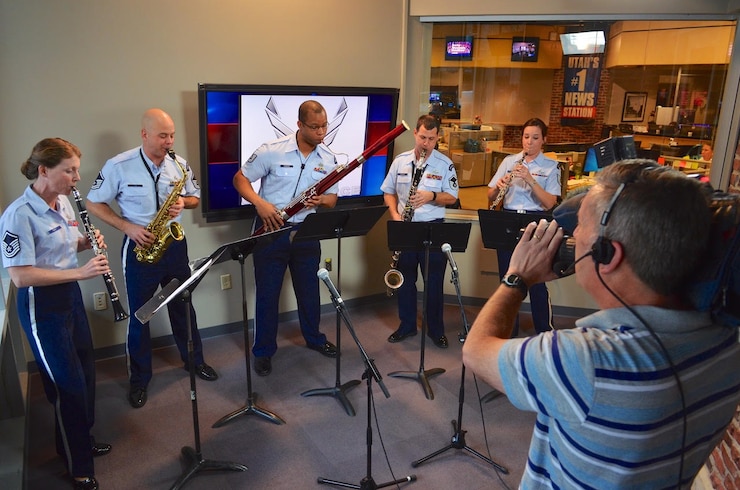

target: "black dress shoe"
[128,386,147,408]
[387,329,417,343]
[307,341,338,358]
[73,477,98,490]
[431,335,449,349]
[254,356,272,376]
[195,363,218,381]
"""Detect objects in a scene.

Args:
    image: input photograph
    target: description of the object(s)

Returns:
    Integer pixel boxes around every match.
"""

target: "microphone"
[559,251,593,278]
[317,268,343,306]
[441,243,457,273]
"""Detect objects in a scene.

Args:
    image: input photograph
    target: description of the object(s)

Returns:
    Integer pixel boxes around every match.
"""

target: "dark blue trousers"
[252,227,327,358]
[497,249,553,335]
[18,282,95,478]
[122,237,204,389]
[395,247,447,339]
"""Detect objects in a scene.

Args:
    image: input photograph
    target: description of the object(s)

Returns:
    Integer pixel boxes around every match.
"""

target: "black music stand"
[315,273,415,490]
[136,237,275,489]
[295,205,388,416]
[477,209,550,402]
[477,209,552,252]
[411,242,508,474]
[386,220,471,400]
[211,230,290,428]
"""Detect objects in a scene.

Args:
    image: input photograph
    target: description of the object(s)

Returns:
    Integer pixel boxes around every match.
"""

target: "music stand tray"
[387,221,472,253]
[477,209,551,251]
[386,220,471,400]
[292,205,388,242]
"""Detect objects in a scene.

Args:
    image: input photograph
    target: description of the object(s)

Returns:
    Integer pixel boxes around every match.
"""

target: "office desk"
[660,156,710,175]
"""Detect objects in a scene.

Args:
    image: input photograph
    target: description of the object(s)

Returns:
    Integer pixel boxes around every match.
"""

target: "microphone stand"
[411,257,507,474]
[316,276,416,490]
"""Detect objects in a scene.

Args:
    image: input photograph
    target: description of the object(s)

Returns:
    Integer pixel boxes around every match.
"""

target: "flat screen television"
[511,37,539,62]
[592,135,637,169]
[445,36,474,61]
[559,31,606,55]
[197,84,400,222]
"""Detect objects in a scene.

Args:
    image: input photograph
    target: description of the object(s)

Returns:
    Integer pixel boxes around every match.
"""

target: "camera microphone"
[558,250,593,277]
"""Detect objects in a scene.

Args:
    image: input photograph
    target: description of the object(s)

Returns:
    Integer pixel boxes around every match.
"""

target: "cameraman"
[463,160,740,488]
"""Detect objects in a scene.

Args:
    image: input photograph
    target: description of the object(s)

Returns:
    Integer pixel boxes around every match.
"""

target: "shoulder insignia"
[91,171,105,191]
[2,231,20,258]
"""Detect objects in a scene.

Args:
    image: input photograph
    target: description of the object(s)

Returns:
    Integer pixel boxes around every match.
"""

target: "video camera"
[551,189,740,328]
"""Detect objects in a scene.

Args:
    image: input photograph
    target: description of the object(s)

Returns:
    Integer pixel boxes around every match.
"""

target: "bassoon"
[251,121,410,236]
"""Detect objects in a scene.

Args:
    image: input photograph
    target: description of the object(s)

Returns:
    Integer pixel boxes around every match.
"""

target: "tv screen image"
[511,37,539,62]
[560,31,606,55]
[198,84,399,222]
[445,36,474,61]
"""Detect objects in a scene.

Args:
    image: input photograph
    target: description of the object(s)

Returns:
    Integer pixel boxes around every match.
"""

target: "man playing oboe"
[233,100,339,377]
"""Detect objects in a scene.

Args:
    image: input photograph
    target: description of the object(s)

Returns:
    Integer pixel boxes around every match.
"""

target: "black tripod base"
[212,393,286,428]
[301,379,362,416]
[388,367,445,400]
[169,445,248,490]
[411,420,508,473]
[317,474,416,489]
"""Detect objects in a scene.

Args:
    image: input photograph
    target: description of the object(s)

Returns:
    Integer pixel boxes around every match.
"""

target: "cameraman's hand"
[508,219,563,285]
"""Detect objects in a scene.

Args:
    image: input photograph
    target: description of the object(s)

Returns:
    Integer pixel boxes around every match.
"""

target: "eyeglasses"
[302,122,329,132]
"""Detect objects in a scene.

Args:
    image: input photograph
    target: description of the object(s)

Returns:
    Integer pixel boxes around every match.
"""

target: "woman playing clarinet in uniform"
[0,138,111,490]
[487,117,561,335]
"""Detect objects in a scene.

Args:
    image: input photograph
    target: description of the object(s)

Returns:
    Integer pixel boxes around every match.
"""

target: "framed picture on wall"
[656,83,674,107]
[622,92,647,122]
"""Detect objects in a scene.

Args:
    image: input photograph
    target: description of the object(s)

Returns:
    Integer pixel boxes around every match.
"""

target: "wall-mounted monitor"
[445,36,474,61]
[560,31,606,55]
[511,37,539,62]
[197,84,399,223]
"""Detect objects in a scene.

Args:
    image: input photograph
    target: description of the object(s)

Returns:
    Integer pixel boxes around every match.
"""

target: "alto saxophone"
[134,149,187,264]
[384,149,426,296]
[490,152,527,210]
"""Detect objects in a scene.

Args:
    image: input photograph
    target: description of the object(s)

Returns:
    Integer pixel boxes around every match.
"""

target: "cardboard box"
[451,150,488,187]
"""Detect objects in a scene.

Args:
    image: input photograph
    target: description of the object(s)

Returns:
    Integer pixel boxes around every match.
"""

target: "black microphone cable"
[593,263,688,489]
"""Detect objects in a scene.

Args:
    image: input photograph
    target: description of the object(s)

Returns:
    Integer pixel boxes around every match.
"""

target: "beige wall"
[0,0,409,348]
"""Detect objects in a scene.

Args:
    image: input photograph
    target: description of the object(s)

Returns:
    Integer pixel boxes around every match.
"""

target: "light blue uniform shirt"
[1,185,82,270]
[241,133,338,224]
[380,148,458,222]
[488,151,561,212]
[499,306,740,489]
[86,146,200,227]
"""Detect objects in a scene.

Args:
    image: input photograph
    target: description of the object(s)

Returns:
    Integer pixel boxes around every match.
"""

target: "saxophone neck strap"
[140,149,161,210]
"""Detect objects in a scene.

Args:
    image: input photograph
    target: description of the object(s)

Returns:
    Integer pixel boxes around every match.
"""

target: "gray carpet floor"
[25,300,576,489]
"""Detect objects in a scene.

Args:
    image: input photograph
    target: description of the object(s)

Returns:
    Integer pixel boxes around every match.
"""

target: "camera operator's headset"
[591,164,688,488]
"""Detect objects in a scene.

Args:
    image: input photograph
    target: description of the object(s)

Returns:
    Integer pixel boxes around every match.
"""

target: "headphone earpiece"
[591,236,616,265]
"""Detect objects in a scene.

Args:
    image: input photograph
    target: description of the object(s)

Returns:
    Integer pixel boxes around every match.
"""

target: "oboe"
[490,152,527,210]
[71,187,129,322]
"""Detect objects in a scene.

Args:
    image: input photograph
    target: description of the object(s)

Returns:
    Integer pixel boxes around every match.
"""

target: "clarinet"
[71,187,129,322]
[490,152,527,210]
[384,149,426,296]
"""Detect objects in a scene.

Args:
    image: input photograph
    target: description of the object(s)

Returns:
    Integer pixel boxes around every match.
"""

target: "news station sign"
[561,54,603,126]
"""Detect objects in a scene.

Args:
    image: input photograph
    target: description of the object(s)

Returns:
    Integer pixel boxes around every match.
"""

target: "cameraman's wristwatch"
[501,273,528,298]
